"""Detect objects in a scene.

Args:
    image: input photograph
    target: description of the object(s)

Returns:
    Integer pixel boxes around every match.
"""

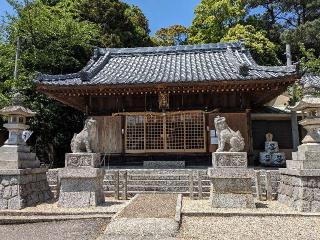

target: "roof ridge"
[96,41,245,56]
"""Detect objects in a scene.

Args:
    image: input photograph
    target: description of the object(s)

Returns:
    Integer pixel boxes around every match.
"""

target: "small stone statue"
[259,133,285,167]
[266,133,273,142]
[214,116,245,152]
[70,118,97,153]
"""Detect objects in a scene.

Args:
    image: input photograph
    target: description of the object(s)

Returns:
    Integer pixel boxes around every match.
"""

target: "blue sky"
[0,0,200,35]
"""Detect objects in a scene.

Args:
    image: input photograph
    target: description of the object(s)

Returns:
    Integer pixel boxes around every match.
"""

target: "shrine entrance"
[124,111,207,154]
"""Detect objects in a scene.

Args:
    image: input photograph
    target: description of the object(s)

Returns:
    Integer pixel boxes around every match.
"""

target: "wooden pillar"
[291,111,300,151]
[246,109,253,153]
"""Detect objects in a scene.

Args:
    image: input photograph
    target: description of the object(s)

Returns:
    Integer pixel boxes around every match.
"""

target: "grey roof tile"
[35,41,297,86]
[301,72,320,89]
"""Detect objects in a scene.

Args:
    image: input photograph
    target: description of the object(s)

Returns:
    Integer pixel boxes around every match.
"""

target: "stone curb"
[183,211,320,217]
[0,214,113,225]
[175,194,182,224]
[0,211,117,216]
[111,195,139,221]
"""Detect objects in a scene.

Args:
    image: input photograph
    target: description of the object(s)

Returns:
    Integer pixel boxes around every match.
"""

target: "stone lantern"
[1,93,35,145]
[0,92,40,169]
[290,94,320,144]
[0,93,52,210]
[278,78,320,212]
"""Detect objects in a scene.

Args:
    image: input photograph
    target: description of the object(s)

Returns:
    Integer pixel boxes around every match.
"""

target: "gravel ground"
[0,219,109,240]
[183,198,320,216]
[178,216,320,240]
[118,194,178,218]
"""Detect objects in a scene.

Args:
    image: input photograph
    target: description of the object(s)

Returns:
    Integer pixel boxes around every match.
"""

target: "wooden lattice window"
[146,114,164,150]
[166,113,185,150]
[185,112,204,150]
[125,111,206,153]
[126,115,144,151]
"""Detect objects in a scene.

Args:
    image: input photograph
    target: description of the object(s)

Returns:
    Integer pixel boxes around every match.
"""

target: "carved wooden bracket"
[158,92,170,110]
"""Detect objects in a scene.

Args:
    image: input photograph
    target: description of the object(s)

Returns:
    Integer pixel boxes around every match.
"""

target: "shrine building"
[35,41,299,166]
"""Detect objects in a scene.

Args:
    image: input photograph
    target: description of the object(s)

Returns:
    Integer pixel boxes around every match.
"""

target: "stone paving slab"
[117,193,178,218]
[101,218,179,239]
[102,194,180,239]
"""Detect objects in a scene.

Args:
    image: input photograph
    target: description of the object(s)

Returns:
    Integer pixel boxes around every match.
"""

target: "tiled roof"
[36,41,297,86]
[300,72,320,89]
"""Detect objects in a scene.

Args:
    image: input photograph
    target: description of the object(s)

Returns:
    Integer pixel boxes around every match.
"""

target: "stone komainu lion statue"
[70,118,97,153]
[214,116,245,152]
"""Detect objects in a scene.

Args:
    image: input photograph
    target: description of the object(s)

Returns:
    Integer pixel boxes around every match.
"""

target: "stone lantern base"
[278,169,320,212]
[0,145,40,169]
[58,153,105,208]
[278,144,320,212]
[0,168,53,210]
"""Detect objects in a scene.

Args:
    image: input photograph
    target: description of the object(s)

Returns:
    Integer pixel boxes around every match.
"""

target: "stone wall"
[278,173,320,212]
[0,169,52,209]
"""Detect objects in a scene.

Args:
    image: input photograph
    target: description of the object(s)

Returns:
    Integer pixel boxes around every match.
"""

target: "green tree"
[246,0,320,62]
[77,0,152,47]
[222,24,280,65]
[278,0,320,27]
[0,0,152,167]
[154,25,188,46]
[189,0,246,44]
[0,43,15,108]
[281,19,320,60]
[245,0,284,44]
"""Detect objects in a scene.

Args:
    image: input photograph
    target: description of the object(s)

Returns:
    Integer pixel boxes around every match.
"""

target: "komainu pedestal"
[208,152,255,208]
[58,153,105,208]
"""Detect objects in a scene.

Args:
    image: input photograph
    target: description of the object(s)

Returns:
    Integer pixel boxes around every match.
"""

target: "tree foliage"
[154,25,188,46]
[77,0,152,47]
[0,0,152,167]
[222,24,280,65]
[189,0,246,43]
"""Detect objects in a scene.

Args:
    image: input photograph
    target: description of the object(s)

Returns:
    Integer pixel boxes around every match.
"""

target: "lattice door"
[146,114,164,151]
[125,111,206,153]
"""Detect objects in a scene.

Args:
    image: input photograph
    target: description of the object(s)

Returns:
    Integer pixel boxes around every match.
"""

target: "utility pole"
[13,37,21,81]
[286,44,292,66]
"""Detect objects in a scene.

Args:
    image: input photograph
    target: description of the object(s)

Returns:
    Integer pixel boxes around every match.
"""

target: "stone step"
[104,175,211,181]
[104,169,208,175]
[103,190,211,197]
[103,180,211,186]
[103,185,210,192]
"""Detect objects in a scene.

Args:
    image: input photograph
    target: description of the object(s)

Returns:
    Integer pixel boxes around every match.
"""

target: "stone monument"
[58,118,105,208]
[278,90,320,212]
[0,93,52,209]
[260,133,286,167]
[208,116,255,208]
